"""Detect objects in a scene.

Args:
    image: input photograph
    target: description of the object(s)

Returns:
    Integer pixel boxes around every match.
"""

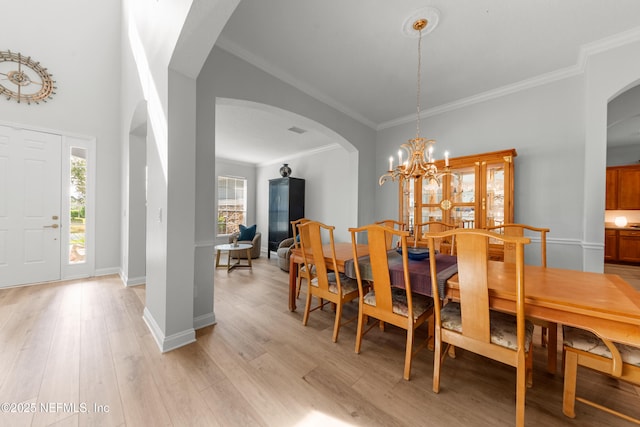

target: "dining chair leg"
[427,316,435,351]
[432,330,442,393]
[332,301,343,343]
[562,350,578,418]
[355,308,364,354]
[516,357,526,427]
[526,347,534,388]
[296,269,303,299]
[448,345,457,359]
[546,323,558,374]
[302,291,313,326]
[403,327,415,380]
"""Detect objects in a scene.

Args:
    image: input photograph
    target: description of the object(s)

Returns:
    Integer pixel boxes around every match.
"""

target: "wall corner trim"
[194,312,217,330]
[143,307,196,353]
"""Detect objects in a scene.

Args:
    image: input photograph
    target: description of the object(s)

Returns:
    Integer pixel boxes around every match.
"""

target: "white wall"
[0,0,122,273]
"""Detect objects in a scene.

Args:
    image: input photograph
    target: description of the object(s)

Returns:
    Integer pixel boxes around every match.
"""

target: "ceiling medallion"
[0,50,56,104]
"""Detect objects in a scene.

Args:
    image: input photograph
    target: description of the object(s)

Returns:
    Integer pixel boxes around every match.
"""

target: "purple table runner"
[344,251,457,298]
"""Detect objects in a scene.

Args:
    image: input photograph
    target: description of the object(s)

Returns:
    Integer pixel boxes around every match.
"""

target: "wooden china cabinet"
[400,149,516,257]
[400,148,516,230]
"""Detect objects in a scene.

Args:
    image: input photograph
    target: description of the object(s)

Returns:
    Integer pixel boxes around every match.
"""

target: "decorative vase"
[279,163,292,177]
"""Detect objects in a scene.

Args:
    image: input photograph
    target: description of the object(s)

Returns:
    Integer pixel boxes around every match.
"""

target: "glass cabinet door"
[447,166,476,228]
[419,176,443,223]
[485,163,506,227]
[399,149,515,232]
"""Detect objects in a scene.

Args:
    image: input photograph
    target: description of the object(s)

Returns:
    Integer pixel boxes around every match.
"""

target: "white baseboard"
[194,312,217,329]
[95,267,120,277]
[143,307,196,353]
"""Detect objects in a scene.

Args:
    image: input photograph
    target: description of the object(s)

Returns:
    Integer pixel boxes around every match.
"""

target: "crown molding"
[217,25,640,133]
[378,26,640,130]
[216,36,378,130]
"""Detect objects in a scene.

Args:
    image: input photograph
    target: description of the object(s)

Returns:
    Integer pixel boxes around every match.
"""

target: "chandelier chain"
[416,28,422,139]
[378,14,451,187]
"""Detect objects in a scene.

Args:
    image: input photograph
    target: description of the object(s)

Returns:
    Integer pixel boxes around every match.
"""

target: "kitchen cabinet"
[606,164,640,210]
[619,230,640,263]
[267,177,305,258]
[604,229,618,261]
[605,168,618,210]
[400,149,516,230]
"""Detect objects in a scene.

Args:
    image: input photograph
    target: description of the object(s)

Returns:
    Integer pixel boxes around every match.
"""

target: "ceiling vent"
[288,126,307,134]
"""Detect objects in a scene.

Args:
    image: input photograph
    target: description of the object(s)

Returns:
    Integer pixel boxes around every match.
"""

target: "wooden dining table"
[289,246,640,370]
[288,242,368,312]
[447,262,640,348]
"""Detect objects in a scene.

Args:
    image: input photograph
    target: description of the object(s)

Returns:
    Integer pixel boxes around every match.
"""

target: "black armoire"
[267,177,305,258]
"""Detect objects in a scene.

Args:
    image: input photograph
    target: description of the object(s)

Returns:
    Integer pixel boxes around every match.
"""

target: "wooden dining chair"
[374,219,406,249]
[291,217,312,299]
[485,223,556,373]
[424,229,533,427]
[298,220,360,343]
[485,223,549,266]
[562,325,640,424]
[413,221,457,254]
[349,223,434,380]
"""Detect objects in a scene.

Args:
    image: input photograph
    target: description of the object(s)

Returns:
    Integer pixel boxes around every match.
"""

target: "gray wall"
[257,145,355,246]
[377,76,588,269]
[198,46,375,242]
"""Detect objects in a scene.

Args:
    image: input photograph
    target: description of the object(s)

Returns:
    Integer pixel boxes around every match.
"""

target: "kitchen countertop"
[605,222,640,231]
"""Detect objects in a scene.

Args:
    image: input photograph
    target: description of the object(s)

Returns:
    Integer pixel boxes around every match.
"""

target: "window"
[217,176,247,235]
[69,147,87,264]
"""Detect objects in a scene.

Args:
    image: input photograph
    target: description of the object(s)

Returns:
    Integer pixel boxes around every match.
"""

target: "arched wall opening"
[215,98,359,244]
[584,40,640,272]
[122,100,148,286]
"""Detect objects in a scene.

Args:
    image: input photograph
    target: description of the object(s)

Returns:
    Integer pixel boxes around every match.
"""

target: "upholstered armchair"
[227,232,262,259]
[276,237,295,271]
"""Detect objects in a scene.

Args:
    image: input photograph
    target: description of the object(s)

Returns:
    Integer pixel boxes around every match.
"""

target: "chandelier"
[379,11,451,186]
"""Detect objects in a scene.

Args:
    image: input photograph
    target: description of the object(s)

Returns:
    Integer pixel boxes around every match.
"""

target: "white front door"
[0,125,62,287]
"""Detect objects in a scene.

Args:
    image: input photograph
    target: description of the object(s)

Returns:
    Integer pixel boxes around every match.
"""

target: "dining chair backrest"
[413,221,457,253]
[291,218,313,298]
[374,219,406,249]
[349,223,434,380]
[351,224,413,315]
[298,220,361,342]
[424,228,532,427]
[291,218,311,249]
[427,229,528,343]
[297,221,339,295]
[485,223,549,266]
[486,223,555,371]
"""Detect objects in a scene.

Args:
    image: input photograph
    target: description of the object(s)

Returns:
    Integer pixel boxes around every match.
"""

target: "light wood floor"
[605,263,640,291]
[0,258,638,427]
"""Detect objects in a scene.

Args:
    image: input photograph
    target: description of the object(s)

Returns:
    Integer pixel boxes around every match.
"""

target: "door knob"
[44,224,59,229]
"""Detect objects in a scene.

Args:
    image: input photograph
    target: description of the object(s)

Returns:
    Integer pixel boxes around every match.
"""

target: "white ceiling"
[215,0,640,164]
